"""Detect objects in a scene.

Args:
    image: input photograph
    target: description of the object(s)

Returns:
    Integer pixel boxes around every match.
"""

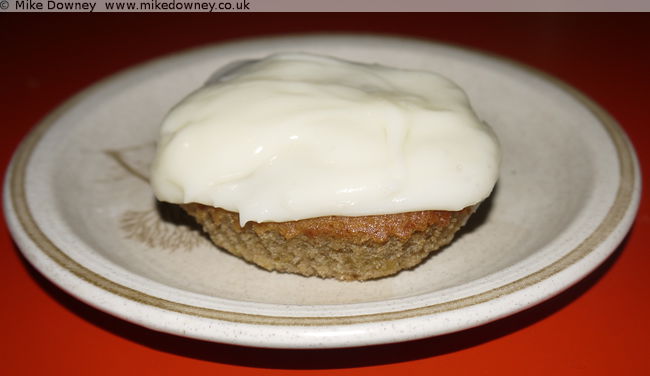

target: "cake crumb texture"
[181,204,476,281]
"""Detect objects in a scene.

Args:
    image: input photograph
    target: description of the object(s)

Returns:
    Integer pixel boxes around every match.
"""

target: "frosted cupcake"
[150,53,500,280]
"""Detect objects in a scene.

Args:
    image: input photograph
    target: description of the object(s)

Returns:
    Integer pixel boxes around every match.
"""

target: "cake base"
[181,204,476,281]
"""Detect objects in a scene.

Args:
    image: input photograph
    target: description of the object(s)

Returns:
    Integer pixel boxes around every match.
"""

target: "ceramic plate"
[3,35,640,349]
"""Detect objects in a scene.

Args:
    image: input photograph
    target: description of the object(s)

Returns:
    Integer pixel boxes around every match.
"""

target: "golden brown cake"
[182,204,476,281]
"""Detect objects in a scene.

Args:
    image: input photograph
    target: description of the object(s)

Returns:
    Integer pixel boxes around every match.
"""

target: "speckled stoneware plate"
[4,35,640,349]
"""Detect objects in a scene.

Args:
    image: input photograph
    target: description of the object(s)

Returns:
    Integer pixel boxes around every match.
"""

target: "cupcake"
[150,53,500,281]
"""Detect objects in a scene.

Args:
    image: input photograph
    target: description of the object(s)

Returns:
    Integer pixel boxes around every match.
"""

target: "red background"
[1,14,649,375]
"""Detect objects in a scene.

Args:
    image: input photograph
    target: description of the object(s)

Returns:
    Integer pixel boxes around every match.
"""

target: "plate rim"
[4,33,641,340]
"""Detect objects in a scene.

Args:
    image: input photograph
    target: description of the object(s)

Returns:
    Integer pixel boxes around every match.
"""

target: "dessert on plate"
[150,53,500,281]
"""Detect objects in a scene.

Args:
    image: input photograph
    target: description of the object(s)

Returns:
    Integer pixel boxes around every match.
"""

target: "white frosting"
[151,53,500,225]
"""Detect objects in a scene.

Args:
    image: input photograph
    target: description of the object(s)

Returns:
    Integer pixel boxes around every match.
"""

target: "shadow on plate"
[16,225,628,370]
[451,182,497,239]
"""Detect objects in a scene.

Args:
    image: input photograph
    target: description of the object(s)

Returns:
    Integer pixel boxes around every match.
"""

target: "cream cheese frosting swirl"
[151,53,500,225]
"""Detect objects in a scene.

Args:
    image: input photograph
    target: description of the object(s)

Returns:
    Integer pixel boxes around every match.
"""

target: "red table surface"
[1,14,649,375]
